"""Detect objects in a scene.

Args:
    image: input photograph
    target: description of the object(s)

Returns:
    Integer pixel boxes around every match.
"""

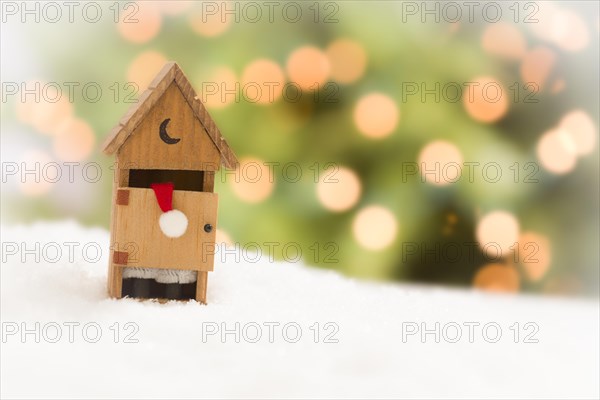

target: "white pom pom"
[159,209,188,238]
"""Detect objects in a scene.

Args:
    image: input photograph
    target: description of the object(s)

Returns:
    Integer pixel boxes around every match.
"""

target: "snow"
[1,221,598,399]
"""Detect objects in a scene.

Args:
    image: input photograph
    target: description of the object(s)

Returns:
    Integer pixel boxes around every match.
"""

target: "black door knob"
[204,224,213,233]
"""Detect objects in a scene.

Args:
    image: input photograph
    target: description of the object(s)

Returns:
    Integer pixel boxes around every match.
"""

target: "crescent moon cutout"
[159,118,181,145]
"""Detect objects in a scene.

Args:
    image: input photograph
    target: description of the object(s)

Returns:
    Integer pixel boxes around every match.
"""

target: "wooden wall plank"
[118,83,221,171]
[196,272,208,304]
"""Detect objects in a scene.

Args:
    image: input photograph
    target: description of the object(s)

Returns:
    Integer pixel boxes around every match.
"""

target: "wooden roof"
[101,62,238,169]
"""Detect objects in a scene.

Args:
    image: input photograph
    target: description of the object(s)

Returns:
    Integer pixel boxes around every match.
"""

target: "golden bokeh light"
[326,39,367,84]
[117,2,162,44]
[352,205,398,250]
[417,140,463,186]
[520,47,556,91]
[536,129,578,175]
[481,22,526,61]
[473,264,520,293]
[202,66,238,109]
[286,46,331,90]
[559,110,597,156]
[476,211,520,258]
[127,51,168,91]
[17,150,54,197]
[189,5,231,37]
[517,231,552,282]
[353,93,399,138]
[553,10,590,52]
[462,76,508,123]
[316,166,362,212]
[229,157,275,203]
[530,4,590,52]
[52,118,96,162]
[447,213,458,224]
[32,99,74,137]
[16,83,74,136]
[241,59,285,105]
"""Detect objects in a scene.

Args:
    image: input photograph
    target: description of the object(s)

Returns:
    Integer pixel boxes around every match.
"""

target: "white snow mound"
[1,221,598,399]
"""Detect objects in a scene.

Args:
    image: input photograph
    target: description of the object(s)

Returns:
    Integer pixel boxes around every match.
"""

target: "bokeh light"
[536,129,578,175]
[229,157,275,203]
[530,3,590,52]
[417,140,463,186]
[189,5,231,37]
[52,118,96,162]
[520,47,556,91]
[241,59,285,105]
[442,213,458,235]
[286,46,331,90]
[476,211,520,258]
[326,39,367,84]
[481,22,526,61]
[529,2,562,42]
[16,82,74,136]
[352,205,398,250]
[559,110,597,156]
[117,2,162,44]
[353,93,399,138]
[473,264,520,293]
[127,51,168,91]
[316,166,362,212]
[553,10,590,52]
[30,97,74,137]
[3,0,599,299]
[17,150,54,197]
[462,76,508,123]
[518,231,552,282]
[201,66,238,109]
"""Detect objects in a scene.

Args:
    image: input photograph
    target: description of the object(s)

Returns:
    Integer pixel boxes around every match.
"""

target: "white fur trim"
[159,209,188,238]
[122,267,198,284]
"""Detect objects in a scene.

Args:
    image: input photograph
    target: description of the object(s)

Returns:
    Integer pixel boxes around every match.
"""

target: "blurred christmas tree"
[3,1,598,296]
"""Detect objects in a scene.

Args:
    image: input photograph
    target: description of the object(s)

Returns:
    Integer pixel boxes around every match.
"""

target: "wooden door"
[112,187,218,271]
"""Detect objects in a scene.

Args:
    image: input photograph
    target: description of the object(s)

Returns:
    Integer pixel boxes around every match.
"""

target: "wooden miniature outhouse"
[102,62,238,303]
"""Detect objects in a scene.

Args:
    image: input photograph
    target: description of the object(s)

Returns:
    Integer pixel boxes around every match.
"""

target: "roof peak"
[101,62,238,169]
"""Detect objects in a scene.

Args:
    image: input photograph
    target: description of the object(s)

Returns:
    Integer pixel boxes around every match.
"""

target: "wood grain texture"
[117,82,221,171]
[102,123,126,155]
[108,167,130,298]
[102,62,239,170]
[148,61,177,90]
[103,64,177,155]
[196,272,208,304]
[113,188,218,271]
[104,62,231,302]
[113,266,123,298]
[203,171,215,192]
[118,89,152,128]
[174,67,239,169]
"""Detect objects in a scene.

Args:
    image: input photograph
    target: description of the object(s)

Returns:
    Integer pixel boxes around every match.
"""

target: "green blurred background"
[1,1,598,296]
